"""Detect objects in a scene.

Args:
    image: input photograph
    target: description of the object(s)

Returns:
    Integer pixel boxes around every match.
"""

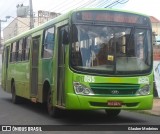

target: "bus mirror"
[62,30,69,45]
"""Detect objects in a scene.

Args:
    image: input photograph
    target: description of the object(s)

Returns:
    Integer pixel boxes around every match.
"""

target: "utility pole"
[29,0,34,29]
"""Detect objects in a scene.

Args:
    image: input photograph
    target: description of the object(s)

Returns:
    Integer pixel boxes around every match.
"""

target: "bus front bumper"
[65,93,153,110]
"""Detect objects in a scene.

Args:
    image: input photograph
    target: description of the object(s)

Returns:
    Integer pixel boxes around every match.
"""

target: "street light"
[0,16,10,48]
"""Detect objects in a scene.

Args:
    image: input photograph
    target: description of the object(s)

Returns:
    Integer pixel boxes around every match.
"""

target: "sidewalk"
[142,98,160,116]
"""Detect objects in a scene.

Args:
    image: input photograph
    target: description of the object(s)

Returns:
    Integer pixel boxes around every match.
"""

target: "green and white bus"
[1,8,153,117]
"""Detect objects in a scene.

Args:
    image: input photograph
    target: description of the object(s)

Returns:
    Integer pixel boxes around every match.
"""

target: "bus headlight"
[73,82,94,95]
[136,85,150,96]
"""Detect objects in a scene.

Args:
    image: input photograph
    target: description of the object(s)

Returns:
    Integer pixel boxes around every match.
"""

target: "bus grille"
[89,83,140,96]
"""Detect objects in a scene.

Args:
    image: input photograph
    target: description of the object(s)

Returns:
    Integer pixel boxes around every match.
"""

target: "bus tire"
[47,90,61,117]
[11,82,20,104]
[105,109,121,117]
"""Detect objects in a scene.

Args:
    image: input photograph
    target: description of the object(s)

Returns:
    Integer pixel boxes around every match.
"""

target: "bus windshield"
[71,25,152,75]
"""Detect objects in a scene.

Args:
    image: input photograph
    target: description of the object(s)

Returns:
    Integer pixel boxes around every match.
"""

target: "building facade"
[150,16,160,36]
[3,11,60,42]
[3,17,38,41]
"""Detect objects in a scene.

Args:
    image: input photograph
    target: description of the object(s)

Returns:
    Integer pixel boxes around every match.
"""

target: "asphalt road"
[0,87,160,134]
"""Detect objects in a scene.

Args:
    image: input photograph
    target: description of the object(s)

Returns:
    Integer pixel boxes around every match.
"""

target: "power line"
[0,1,16,17]
[96,0,111,8]
[105,0,129,8]
[105,0,119,8]
[117,0,129,4]
[0,0,27,18]
[48,0,94,14]
[54,0,97,13]
[54,0,90,13]
[48,1,70,12]
[81,0,102,8]
[76,0,95,8]
[2,0,129,31]
[58,1,83,13]
[53,0,128,14]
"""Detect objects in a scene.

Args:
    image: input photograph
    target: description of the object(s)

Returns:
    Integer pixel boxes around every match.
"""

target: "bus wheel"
[11,82,20,104]
[105,109,121,117]
[47,90,60,117]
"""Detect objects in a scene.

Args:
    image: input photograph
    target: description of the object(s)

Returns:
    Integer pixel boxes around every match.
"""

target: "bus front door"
[57,25,68,106]
[30,36,40,101]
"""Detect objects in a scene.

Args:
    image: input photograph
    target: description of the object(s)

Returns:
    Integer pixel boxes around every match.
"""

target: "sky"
[0,0,160,31]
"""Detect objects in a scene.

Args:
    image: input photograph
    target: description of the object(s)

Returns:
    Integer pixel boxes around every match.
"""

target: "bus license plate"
[107,101,122,107]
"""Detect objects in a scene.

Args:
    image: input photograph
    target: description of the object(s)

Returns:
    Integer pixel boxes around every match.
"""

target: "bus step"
[31,98,37,103]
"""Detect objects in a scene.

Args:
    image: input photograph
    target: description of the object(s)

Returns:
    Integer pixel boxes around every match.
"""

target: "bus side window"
[10,42,17,62]
[22,38,26,61]
[10,44,12,62]
[25,36,31,60]
[16,41,19,62]
[42,27,54,58]
[18,39,23,61]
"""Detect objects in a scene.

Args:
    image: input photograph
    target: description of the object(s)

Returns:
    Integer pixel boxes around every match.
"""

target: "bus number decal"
[138,77,149,84]
[84,76,95,83]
